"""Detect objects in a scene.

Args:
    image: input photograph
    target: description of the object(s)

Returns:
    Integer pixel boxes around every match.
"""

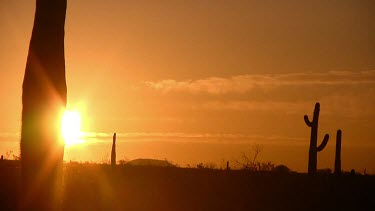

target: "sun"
[61,110,84,146]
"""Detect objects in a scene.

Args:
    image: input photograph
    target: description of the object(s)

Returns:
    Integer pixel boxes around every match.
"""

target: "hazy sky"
[0,0,374,171]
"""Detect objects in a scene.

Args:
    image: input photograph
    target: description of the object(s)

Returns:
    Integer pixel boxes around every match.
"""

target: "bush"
[272,165,290,174]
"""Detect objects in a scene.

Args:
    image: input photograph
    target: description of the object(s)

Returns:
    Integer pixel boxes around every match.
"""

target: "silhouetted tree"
[20,0,67,210]
[236,144,265,171]
[304,102,329,176]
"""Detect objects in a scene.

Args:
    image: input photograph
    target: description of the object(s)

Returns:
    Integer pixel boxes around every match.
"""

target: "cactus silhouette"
[111,133,116,166]
[334,130,342,176]
[20,0,67,210]
[304,102,329,176]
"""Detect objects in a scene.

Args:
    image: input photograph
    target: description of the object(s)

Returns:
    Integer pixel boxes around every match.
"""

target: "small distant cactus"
[226,161,230,170]
[304,102,329,176]
[111,133,116,166]
[334,130,342,176]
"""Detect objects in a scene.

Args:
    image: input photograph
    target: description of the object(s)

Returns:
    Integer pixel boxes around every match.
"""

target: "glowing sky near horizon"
[0,0,374,172]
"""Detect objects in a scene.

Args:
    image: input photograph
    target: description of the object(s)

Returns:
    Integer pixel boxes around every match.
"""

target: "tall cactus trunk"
[334,130,342,176]
[111,133,116,166]
[20,0,67,210]
[307,104,319,175]
[304,102,329,176]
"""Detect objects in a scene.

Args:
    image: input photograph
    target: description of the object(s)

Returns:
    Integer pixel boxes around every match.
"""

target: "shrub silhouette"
[20,0,67,210]
[304,102,329,176]
[235,144,266,171]
[272,165,290,174]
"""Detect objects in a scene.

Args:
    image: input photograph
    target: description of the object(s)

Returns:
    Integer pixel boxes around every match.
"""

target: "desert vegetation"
[1,102,371,210]
[20,0,67,210]
[0,157,374,211]
[1,0,373,210]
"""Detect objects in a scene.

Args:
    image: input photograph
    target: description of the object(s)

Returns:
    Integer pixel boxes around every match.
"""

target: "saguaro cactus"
[20,0,67,210]
[304,102,329,175]
[111,133,116,166]
[334,130,342,176]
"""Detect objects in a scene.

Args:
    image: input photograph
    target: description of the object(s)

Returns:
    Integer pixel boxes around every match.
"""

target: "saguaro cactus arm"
[304,115,313,127]
[316,134,329,151]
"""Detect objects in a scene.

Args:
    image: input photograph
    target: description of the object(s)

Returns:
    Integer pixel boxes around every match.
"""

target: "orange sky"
[0,0,374,172]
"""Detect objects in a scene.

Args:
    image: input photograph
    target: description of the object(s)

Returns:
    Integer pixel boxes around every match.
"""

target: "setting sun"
[62,110,83,146]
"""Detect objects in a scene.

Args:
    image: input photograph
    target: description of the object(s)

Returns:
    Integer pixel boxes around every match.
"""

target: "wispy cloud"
[0,131,307,145]
[80,131,307,145]
[191,101,311,113]
[145,70,375,94]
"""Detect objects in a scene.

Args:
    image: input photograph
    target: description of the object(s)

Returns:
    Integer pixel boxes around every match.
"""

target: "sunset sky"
[0,0,374,172]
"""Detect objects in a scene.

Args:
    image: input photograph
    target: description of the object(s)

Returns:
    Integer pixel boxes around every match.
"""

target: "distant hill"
[126,158,175,167]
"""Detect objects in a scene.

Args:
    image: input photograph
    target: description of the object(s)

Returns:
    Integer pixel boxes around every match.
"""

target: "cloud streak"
[145,70,375,94]
[80,131,307,145]
[191,101,311,113]
[0,131,307,145]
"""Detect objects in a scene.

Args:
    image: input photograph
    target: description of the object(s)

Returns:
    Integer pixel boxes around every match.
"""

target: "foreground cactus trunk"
[334,130,342,176]
[111,133,116,166]
[304,102,329,176]
[20,0,67,210]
